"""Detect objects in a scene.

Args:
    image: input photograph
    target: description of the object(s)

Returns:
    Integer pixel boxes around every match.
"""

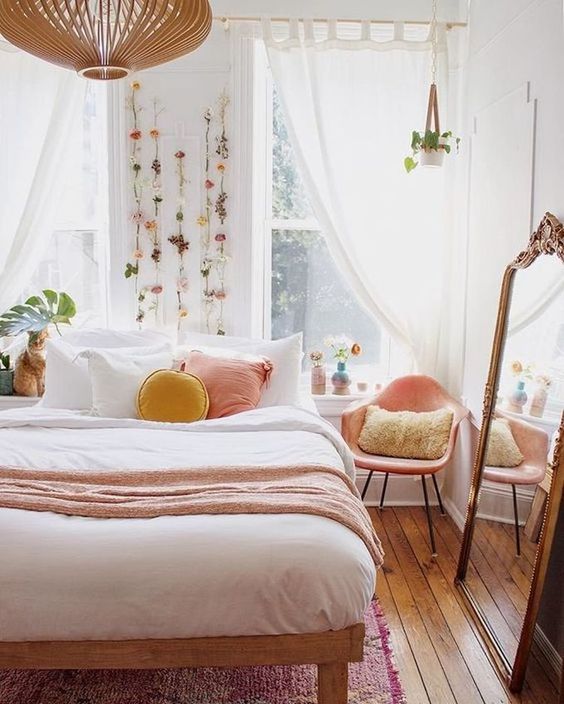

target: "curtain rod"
[213,16,467,29]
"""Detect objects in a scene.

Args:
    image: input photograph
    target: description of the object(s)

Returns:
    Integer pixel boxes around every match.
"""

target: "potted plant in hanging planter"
[404,129,460,172]
[404,77,461,173]
[0,352,13,395]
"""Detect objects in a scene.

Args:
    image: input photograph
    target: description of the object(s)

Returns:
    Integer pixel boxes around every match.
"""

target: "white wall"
[450,0,564,658]
[444,0,564,517]
[462,0,564,416]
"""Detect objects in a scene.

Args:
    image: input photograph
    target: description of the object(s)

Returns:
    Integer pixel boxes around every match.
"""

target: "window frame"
[253,41,399,380]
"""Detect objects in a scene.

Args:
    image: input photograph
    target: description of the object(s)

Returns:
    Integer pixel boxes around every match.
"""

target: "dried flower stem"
[214,91,230,336]
[149,99,163,323]
[125,82,146,327]
[169,150,189,328]
[202,107,214,332]
[199,93,230,335]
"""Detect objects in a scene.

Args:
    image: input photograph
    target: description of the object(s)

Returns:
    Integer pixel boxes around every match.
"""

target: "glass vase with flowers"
[506,359,534,413]
[324,335,362,395]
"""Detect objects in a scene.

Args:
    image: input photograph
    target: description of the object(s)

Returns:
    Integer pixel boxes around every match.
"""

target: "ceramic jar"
[530,385,548,418]
[311,364,326,395]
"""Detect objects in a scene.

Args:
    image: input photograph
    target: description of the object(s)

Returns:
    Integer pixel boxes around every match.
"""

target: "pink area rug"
[0,600,406,704]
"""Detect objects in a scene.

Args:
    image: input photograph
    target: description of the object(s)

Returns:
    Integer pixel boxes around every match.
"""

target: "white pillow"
[41,337,172,410]
[41,339,94,410]
[87,347,173,418]
[179,332,303,408]
[175,344,267,365]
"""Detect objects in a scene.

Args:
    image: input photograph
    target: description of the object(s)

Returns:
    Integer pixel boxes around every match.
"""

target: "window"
[258,58,406,381]
[24,83,109,326]
[503,292,564,419]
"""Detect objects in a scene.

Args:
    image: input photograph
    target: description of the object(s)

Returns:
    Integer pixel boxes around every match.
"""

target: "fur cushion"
[358,406,454,460]
[485,419,524,467]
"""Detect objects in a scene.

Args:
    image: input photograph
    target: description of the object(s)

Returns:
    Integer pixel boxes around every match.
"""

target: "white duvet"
[0,406,376,642]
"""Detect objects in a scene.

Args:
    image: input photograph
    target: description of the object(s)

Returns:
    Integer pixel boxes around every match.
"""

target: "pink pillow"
[182,351,273,418]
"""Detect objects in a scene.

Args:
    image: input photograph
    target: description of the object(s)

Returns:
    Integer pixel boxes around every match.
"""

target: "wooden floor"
[371,506,560,704]
[464,517,536,666]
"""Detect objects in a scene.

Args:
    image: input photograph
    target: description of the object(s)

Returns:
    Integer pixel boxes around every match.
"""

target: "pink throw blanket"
[0,463,384,567]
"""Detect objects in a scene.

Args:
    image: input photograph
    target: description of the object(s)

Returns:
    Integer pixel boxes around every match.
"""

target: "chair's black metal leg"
[512,484,521,556]
[431,473,446,515]
[421,476,437,556]
[379,473,390,509]
[361,471,374,501]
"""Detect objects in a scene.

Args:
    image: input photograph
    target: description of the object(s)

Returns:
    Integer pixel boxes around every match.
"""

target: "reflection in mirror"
[465,265,563,668]
[456,213,564,692]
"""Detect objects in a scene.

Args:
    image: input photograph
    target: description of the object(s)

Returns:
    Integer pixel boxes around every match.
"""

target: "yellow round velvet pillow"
[137,369,209,423]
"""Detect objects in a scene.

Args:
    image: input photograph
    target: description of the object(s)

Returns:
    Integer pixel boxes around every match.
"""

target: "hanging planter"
[404,85,460,173]
[405,127,459,172]
[404,2,460,173]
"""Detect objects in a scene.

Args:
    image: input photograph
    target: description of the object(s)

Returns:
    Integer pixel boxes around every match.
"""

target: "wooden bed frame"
[0,623,365,704]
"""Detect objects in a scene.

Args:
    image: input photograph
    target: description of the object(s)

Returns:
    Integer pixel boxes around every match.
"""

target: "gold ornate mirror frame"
[456,212,564,692]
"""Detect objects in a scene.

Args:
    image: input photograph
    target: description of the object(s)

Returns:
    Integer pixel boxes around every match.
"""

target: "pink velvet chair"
[342,375,469,555]
[483,411,549,556]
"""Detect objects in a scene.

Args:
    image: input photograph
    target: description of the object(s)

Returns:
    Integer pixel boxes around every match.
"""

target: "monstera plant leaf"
[0,290,77,340]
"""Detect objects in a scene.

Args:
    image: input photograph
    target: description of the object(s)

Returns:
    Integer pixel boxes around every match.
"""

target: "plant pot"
[419,147,445,168]
[0,368,13,395]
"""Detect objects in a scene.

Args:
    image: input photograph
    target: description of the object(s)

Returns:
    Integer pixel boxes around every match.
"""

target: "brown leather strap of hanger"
[424,83,441,134]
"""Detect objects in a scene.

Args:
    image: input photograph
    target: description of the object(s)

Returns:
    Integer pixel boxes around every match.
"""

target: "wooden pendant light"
[0,0,212,80]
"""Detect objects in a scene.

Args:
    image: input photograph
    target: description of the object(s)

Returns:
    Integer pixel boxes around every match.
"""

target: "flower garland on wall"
[146,99,164,322]
[124,80,143,310]
[168,150,190,325]
[199,91,230,335]
[124,82,166,326]
[123,84,232,333]
[199,105,214,332]
[124,81,149,325]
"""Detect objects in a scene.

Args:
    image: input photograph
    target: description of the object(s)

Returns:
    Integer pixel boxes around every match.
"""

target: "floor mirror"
[456,212,564,692]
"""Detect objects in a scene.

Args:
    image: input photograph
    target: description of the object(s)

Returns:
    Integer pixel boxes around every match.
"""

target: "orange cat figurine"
[13,329,49,397]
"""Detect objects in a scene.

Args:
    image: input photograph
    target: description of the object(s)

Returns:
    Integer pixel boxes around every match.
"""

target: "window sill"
[497,406,560,434]
[0,396,40,410]
[309,391,372,417]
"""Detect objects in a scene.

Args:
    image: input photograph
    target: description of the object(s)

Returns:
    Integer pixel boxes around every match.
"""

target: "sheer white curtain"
[0,49,86,313]
[263,20,464,391]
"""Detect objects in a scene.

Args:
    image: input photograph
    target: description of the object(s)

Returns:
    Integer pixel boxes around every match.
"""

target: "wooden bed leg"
[318,662,348,703]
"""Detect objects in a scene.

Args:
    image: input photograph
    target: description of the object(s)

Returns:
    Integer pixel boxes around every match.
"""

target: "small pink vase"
[530,385,548,418]
[311,365,326,395]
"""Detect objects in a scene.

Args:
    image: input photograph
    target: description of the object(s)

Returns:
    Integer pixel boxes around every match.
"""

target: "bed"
[0,403,382,704]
